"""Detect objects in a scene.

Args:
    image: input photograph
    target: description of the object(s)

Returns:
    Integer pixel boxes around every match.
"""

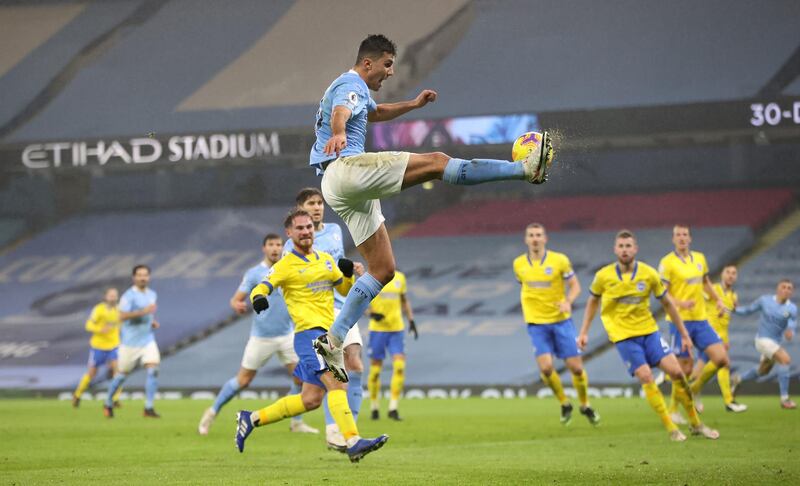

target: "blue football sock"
[145,368,158,409]
[329,273,384,343]
[288,380,305,421]
[442,158,524,185]
[212,377,241,414]
[347,371,363,420]
[323,394,335,426]
[740,367,760,382]
[105,374,126,407]
[776,364,790,399]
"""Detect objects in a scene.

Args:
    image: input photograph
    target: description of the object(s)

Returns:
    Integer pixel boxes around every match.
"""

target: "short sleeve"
[652,270,667,298]
[118,293,132,312]
[561,254,575,279]
[330,255,344,283]
[589,272,604,297]
[699,253,709,275]
[238,269,255,293]
[658,258,670,283]
[265,262,285,290]
[332,83,369,115]
[367,97,377,112]
[400,274,407,294]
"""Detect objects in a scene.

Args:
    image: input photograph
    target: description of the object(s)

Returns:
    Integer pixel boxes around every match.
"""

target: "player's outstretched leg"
[104,373,127,418]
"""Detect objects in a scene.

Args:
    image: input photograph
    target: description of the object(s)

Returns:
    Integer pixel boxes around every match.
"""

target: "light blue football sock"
[212,377,241,414]
[329,273,384,343]
[105,374,126,407]
[288,380,305,422]
[347,371,363,420]
[323,394,335,426]
[776,364,791,399]
[442,158,524,185]
[145,368,158,409]
[740,367,760,382]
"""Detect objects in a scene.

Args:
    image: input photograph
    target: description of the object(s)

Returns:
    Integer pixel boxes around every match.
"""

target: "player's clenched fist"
[251,294,269,314]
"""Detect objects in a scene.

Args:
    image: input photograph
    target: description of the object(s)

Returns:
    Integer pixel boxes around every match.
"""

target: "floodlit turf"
[1,396,797,485]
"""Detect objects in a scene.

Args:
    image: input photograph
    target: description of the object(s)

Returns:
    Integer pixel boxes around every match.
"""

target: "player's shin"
[668,383,679,413]
[368,365,381,409]
[347,371,363,419]
[643,382,677,432]
[212,377,241,414]
[327,389,359,444]
[105,374,126,407]
[145,368,158,409]
[674,377,701,426]
[390,359,405,411]
[717,367,733,404]
[329,274,384,344]
[74,373,92,398]
[442,158,524,186]
[254,394,307,426]
[691,361,719,394]
[776,364,791,400]
[572,370,589,407]
[541,372,568,404]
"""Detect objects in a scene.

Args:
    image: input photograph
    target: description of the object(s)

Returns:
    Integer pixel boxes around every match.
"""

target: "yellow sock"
[368,365,381,407]
[691,361,719,395]
[256,394,306,426]
[643,382,677,432]
[718,366,733,404]
[74,373,92,398]
[390,359,406,402]
[572,370,589,407]
[541,372,568,404]
[327,389,359,440]
[668,383,679,413]
[673,377,701,427]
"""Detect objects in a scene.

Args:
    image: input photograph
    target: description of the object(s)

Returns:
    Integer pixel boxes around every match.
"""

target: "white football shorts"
[321,151,410,246]
[118,341,160,373]
[240,333,298,370]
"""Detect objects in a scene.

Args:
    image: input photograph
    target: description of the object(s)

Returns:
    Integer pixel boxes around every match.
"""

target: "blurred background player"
[690,265,747,413]
[310,34,554,380]
[236,209,388,463]
[104,265,160,418]
[72,287,122,408]
[198,234,317,436]
[366,268,418,421]
[285,188,365,450]
[734,279,797,409]
[578,230,719,441]
[513,223,598,425]
[658,225,730,424]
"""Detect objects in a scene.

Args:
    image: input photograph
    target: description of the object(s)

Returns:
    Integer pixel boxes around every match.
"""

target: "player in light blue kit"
[285,188,366,451]
[198,234,317,435]
[310,34,555,380]
[734,279,797,409]
[104,265,160,418]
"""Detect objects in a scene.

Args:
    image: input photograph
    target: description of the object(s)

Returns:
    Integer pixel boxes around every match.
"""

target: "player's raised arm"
[334,258,356,295]
[368,89,437,123]
[401,290,418,340]
[733,296,763,316]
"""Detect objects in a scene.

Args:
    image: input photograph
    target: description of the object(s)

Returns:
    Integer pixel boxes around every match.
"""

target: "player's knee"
[344,352,363,373]
[373,267,395,285]
[238,375,253,388]
[431,152,450,165]
[540,366,554,376]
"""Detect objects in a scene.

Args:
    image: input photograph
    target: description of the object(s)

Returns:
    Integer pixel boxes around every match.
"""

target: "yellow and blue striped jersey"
[85,303,120,350]
[705,282,737,341]
[250,249,353,333]
[658,251,709,322]
[513,250,575,324]
[589,261,666,343]
[369,271,407,332]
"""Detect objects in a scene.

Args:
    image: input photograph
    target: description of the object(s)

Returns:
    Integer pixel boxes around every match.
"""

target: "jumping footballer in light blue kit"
[734,279,798,409]
[308,35,554,383]
[104,264,160,418]
[199,234,317,435]
[287,187,365,452]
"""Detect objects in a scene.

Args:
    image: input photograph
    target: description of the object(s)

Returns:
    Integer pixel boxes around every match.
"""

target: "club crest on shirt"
[325,260,333,272]
[637,281,646,292]
[395,281,402,288]
[696,263,702,271]
[348,91,358,106]
[544,267,553,275]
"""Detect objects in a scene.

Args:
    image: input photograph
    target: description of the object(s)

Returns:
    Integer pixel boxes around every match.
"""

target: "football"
[511,131,545,162]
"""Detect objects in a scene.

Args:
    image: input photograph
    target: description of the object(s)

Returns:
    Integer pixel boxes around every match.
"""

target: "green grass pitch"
[1,396,797,485]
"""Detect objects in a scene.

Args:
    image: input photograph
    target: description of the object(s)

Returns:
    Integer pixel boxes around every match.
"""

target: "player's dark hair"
[526,223,545,231]
[722,264,737,271]
[284,209,311,228]
[262,233,281,246]
[132,264,150,275]
[616,229,636,241]
[778,278,794,286]
[295,187,323,206]
[356,34,397,64]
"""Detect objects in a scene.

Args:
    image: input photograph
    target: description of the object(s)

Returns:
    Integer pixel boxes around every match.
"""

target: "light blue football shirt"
[309,70,377,172]
[735,294,797,342]
[119,286,157,347]
[238,261,293,338]
[284,222,346,309]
